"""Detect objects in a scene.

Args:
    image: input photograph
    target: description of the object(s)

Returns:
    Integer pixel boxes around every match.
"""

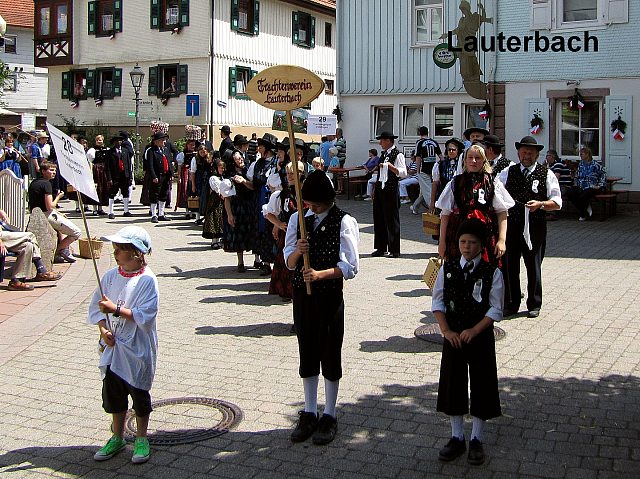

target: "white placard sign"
[46,122,99,202]
[306,114,337,135]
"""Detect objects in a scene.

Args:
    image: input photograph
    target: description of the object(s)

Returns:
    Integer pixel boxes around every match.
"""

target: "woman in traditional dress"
[175,137,197,218]
[436,144,514,266]
[203,153,225,249]
[191,143,212,225]
[86,135,111,216]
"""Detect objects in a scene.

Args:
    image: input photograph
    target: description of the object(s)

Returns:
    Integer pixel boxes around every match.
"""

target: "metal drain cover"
[124,397,243,445]
[415,324,506,344]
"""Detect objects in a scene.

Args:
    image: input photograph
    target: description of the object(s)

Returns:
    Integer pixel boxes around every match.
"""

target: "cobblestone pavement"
[0,193,639,478]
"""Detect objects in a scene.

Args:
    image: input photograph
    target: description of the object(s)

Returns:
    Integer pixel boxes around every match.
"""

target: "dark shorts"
[108,176,131,198]
[102,367,153,417]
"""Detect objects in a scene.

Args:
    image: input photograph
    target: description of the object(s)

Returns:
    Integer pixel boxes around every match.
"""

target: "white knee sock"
[471,416,485,442]
[323,378,340,418]
[196,212,201,220]
[450,415,464,440]
[303,376,319,415]
[108,199,115,214]
[151,203,158,217]
[158,201,165,216]
[123,198,130,213]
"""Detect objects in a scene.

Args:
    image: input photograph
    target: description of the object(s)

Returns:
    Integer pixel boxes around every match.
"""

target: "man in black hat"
[106,134,133,219]
[284,169,360,446]
[219,125,232,157]
[232,134,249,157]
[480,135,513,177]
[498,136,562,318]
[146,132,174,223]
[371,131,407,258]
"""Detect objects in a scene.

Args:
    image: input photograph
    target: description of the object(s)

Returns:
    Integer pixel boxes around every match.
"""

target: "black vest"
[375,147,400,189]
[505,163,548,222]
[93,146,110,164]
[292,206,347,293]
[442,259,496,333]
[491,156,512,178]
[452,172,494,217]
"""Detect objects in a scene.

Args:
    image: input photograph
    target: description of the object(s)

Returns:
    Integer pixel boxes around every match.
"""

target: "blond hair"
[286,160,306,174]
[463,144,492,174]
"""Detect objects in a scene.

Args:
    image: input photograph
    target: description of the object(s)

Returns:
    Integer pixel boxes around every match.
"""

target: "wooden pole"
[286,110,312,295]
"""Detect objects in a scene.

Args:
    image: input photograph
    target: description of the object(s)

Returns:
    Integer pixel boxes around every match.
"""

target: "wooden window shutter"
[113,0,123,32]
[250,69,258,80]
[608,0,628,24]
[113,68,123,96]
[530,0,551,30]
[86,70,96,98]
[310,16,316,48]
[253,1,260,35]
[292,12,299,44]
[231,0,239,31]
[229,67,237,96]
[61,71,71,99]
[179,0,190,26]
[148,66,158,96]
[88,1,98,35]
[177,64,188,94]
[150,0,160,29]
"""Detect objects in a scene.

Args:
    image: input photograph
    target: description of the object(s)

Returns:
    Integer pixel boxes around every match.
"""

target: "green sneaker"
[94,435,126,461]
[131,437,150,464]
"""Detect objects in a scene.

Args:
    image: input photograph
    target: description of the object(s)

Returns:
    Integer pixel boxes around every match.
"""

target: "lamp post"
[129,63,145,172]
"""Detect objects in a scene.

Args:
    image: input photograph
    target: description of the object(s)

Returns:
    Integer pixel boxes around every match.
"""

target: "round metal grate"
[415,324,506,344]
[123,397,243,445]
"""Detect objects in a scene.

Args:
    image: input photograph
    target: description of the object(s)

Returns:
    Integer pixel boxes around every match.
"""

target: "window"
[3,35,16,54]
[57,4,69,33]
[39,7,51,35]
[228,66,257,98]
[532,0,628,30]
[3,72,17,92]
[148,64,188,97]
[562,0,597,22]
[292,11,315,48]
[37,3,71,37]
[231,0,259,35]
[465,105,488,131]
[402,106,423,139]
[88,1,122,36]
[325,22,332,47]
[413,0,443,45]
[433,106,454,137]
[62,67,122,100]
[373,106,394,138]
[324,79,334,95]
[150,0,189,30]
[559,100,601,159]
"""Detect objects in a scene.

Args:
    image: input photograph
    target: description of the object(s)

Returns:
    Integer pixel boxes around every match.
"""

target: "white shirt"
[87,267,159,391]
[431,254,504,322]
[379,146,408,188]
[435,175,515,215]
[283,206,360,280]
[86,148,96,163]
[497,164,563,208]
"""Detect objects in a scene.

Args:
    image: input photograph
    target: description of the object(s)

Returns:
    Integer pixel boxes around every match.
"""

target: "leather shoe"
[371,250,385,257]
[151,216,159,223]
[108,213,115,219]
[290,411,318,443]
[158,215,171,221]
[312,414,337,445]
[528,308,541,318]
[467,438,485,465]
[439,437,466,462]
[123,212,133,217]
[388,252,400,258]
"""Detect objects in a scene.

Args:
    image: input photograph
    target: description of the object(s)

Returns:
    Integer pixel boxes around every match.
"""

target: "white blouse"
[435,174,515,216]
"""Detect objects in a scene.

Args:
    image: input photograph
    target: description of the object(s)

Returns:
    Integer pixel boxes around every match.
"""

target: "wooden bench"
[348,177,369,197]
[0,252,18,283]
[594,193,617,221]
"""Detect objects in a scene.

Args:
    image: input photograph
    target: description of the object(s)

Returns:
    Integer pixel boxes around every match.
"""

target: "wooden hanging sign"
[245,65,325,111]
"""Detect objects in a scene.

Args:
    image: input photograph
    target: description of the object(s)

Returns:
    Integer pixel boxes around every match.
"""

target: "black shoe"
[527,308,541,318]
[503,308,518,317]
[260,264,272,276]
[92,210,99,216]
[289,324,296,333]
[151,216,159,223]
[253,260,263,269]
[195,218,204,225]
[312,414,337,445]
[108,213,115,219]
[237,264,246,273]
[290,411,318,443]
[211,241,222,250]
[388,252,400,258]
[158,215,171,221]
[438,437,466,462]
[467,438,485,465]
[123,211,133,217]
[97,209,108,216]
[371,250,385,257]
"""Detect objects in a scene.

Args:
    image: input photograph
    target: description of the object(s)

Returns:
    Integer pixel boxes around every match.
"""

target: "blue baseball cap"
[104,226,152,254]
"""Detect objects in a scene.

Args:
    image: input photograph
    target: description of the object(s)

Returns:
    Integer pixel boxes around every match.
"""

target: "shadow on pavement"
[360,335,442,354]
[200,293,283,306]
[196,281,268,292]
[195,321,293,338]
[1,375,638,478]
[395,288,431,298]
[386,274,424,281]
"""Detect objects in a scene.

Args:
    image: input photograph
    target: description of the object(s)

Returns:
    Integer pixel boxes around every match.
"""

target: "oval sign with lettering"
[433,43,457,69]
[246,65,325,111]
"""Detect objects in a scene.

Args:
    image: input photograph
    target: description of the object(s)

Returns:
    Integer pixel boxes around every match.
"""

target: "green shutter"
[250,69,258,80]
[86,70,95,97]
[229,67,237,96]
[177,64,188,94]
[231,0,239,31]
[179,0,189,26]
[113,68,122,96]
[150,0,160,29]
[292,12,299,44]
[310,16,315,48]
[62,71,71,98]
[88,1,98,35]
[113,0,123,32]
[148,66,158,96]
[253,1,260,35]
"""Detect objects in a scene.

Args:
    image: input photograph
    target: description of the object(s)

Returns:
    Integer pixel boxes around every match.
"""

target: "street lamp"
[129,63,145,172]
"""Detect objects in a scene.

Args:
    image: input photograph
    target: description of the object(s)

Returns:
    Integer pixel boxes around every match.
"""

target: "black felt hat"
[481,134,504,149]
[220,125,231,134]
[375,131,398,140]
[456,218,487,245]
[301,169,335,203]
[152,131,169,141]
[445,137,465,153]
[257,133,278,150]
[109,134,125,143]
[233,134,248,145]
[463,127,489,140]
[515,135,544,151]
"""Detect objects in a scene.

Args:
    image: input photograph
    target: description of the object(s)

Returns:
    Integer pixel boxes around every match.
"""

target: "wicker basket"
[423,257,442,289]
[66,184,76,193]
[422,212,441,236]
[78,237,103,259]
[187,196,200,210]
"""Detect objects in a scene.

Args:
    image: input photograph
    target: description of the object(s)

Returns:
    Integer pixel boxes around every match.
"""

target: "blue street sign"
[186,94,200,116]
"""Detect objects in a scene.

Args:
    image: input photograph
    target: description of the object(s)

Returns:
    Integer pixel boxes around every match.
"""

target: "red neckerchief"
[162,153,169,174]
[118,266,145,278]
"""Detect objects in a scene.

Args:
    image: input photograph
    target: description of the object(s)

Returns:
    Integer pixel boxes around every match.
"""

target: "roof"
[307,0,336,9]
[0,1,34,29]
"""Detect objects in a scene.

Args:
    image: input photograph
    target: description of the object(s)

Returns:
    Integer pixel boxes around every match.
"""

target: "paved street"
[1,194,639,479]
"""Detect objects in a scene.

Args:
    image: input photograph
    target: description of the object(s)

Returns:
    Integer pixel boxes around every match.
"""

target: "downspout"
[209,0,215,140]
[488,0,498,134]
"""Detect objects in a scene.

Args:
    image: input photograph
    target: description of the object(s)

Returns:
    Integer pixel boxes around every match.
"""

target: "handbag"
[423,257,442,289]
[187,196,200,210]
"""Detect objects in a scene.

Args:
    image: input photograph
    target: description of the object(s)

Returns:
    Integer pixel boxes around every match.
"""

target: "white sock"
[108,199,115,214]
[93,205,98,212]
[75,201,80,209]
[151,203,158,217]
[123,198,130,213]
[254,254,260,263]
[196,212,201,220]
[450,415,464,440]
[303,376,319,415]
[323,378,339,418]
[158,201,165,216]
[471,416,485,442]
